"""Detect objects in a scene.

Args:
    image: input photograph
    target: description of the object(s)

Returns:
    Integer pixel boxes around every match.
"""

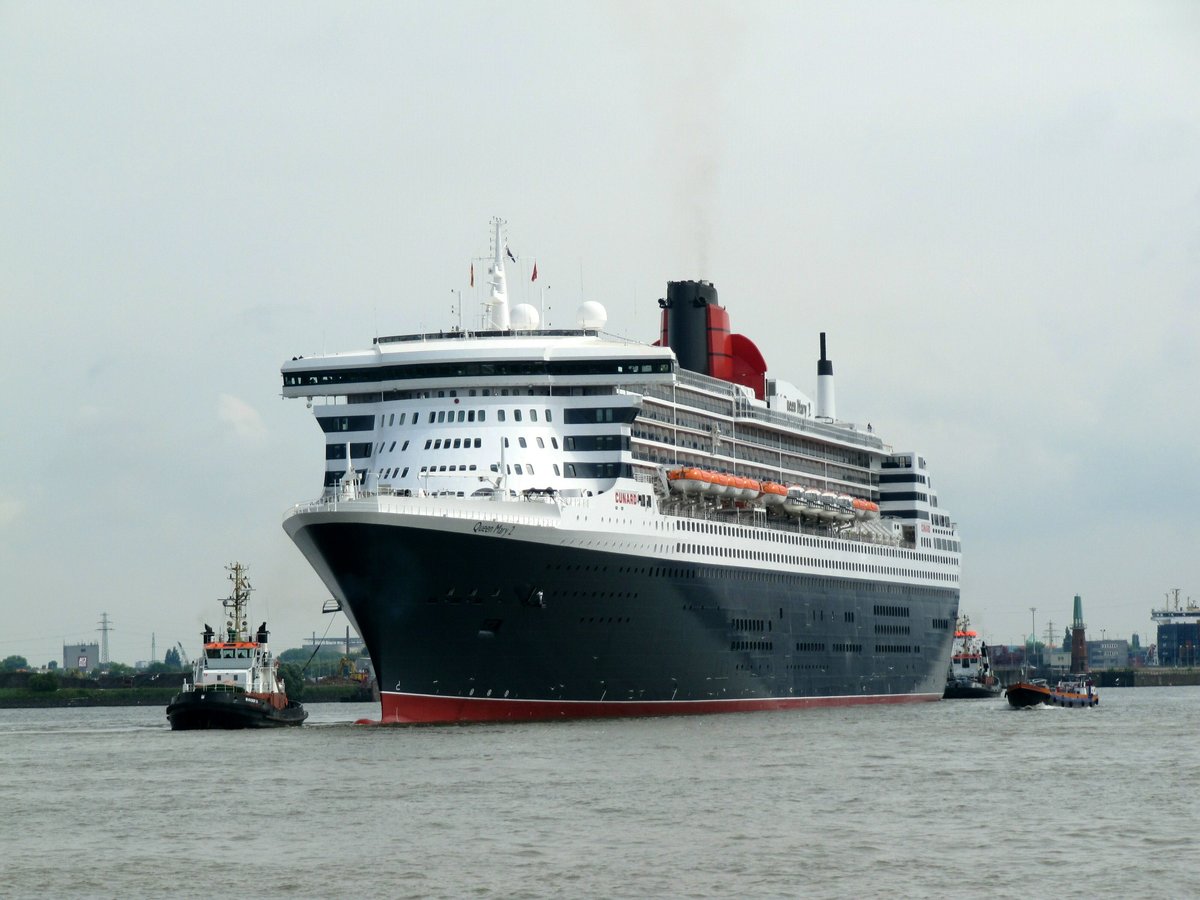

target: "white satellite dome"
[510,303,540,331]
[577,301,608,330]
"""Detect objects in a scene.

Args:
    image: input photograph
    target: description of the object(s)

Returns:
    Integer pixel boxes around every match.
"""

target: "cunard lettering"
[614,491,640,505]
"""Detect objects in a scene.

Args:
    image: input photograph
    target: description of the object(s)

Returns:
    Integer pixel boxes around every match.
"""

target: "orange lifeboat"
[759,482,787,506]
[727,476,754,501]
[667,468,687,493]
[668,467,711,494]
[708,472,731,496]
[741,477,761,501]
[689,468,714,494]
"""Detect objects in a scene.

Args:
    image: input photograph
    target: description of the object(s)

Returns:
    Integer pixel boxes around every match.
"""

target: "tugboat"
[166,563,307,729]
[1005,678,1052,709]
[1049,675,1099,708]
[943,616,1002,699]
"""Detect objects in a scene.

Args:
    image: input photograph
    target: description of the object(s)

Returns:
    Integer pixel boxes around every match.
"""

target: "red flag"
[531,261,538,282]
[470,263,474,287]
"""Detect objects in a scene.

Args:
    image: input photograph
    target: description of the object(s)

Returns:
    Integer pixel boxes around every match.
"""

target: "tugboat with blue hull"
[1049,676,1099,708]
[166,563,307,730]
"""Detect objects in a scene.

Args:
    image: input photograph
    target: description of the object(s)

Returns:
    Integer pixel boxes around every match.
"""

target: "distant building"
[64,642,100,671]
[1087,639,1129,671]
[1046,648,1071,673]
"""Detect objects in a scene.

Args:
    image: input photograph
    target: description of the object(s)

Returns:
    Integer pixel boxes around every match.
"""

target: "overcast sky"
[3,2,1197,666]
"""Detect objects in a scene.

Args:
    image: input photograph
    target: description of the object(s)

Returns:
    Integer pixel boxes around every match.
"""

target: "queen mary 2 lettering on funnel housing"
[280,219,961,724]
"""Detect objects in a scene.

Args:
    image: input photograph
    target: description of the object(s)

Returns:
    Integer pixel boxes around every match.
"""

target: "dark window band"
[563,406,639,425]
[285,358,673,388]
[317,415,375,433]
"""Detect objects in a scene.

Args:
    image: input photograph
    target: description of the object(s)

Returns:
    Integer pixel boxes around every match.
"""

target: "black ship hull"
[288,514,958,723]
[166,690,307,730]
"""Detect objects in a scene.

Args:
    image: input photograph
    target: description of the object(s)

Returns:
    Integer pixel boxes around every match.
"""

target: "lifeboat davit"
[759,482,787,507]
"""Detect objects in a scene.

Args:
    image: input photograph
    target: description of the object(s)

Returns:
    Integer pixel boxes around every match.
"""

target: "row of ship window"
[331,434,630,458]
[879,473,928,485]
[631,425,873,490]
[675,543,956,582]
[640,384,876,469]
[638,395,873,472]
[318,405,637,434]
[729,642,921,654]
[882,456,926,469]
[284,357,675,387]
[319,465,638,487]
[731,618,767,632]
[677,518,957,566]
[534,563,955,603]
[732,640,773,651]
[929,537,961,553]
[326,432,633,482]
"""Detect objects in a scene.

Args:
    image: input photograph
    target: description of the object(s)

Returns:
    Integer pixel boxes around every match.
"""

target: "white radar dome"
[577,301,608,330]
[510,303,541,331]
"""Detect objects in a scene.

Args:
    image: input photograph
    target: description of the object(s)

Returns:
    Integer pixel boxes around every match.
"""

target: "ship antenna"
[485,216,511,331]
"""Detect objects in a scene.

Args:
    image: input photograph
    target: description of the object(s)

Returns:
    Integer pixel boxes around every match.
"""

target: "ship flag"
[506,246,516,262]
[470,262,474,287]
[531,261,538,282]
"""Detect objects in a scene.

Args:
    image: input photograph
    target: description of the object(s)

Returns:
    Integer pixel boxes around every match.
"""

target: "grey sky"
[2,2,1197,665]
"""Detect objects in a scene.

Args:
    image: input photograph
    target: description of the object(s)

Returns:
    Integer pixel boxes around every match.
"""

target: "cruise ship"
[281,219,961,723]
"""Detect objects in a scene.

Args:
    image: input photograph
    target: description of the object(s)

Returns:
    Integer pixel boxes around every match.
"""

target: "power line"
[97,612,113,666]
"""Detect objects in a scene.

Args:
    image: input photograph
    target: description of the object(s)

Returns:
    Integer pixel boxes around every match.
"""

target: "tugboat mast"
[222,563,251,642]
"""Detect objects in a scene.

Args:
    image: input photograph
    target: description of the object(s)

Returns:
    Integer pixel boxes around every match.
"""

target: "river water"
[2,687,1197,899]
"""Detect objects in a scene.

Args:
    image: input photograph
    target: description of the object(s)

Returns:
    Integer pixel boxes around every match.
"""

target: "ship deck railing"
[292,486,924,553]
[182,681,246,694]
[656,499,916,549]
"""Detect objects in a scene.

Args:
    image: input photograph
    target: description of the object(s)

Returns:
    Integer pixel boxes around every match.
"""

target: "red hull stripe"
[370,690,941,724]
